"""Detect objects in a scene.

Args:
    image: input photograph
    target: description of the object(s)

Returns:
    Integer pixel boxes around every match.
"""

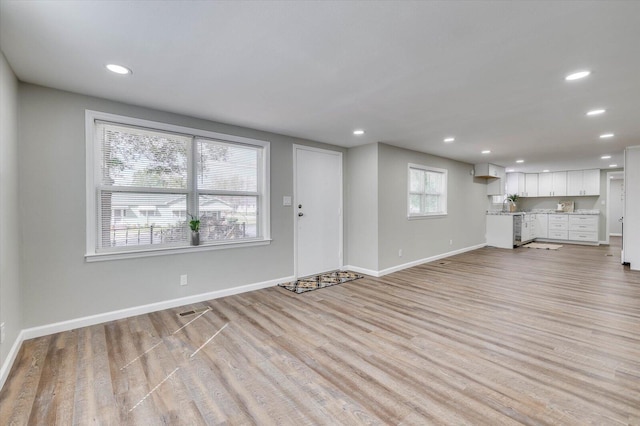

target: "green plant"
[187,213,200,232]
[507,194,519,203]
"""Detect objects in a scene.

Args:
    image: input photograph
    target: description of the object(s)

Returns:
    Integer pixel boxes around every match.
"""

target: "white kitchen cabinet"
[568,215,598,242]
[538,172,567,196]
[486,166,506,195]
[486,214,515,249]
[583,169,600,195]
[547,214,568,240]
[475,163,502,178]
[525,173,538,197]
[536,213,548,238]
[522,214,536,242]
[567,169,600,196]
[506,173,525,197]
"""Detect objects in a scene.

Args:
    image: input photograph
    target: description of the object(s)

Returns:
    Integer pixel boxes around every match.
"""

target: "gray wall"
[18,83,345,328]
[377,143,487,271]
[345,143,379,271]
[0,52,21,364]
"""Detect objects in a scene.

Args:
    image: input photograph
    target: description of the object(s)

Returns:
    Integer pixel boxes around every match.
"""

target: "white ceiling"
[2,1,639,173]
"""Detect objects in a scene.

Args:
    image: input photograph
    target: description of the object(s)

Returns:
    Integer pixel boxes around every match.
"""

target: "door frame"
[292,144,344,279]
[606,170,624,244]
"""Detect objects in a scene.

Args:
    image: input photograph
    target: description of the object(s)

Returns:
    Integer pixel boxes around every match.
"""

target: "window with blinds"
[408,164,448,217]
[87,111,270,257]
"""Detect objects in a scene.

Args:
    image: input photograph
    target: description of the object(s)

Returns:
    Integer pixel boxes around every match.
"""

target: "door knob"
[298,212,304,217]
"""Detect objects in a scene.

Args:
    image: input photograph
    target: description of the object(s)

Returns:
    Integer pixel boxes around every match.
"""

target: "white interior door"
[609,178,624,235]
[295,146,342,277]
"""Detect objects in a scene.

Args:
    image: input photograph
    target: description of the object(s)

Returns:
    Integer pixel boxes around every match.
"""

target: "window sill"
[407,213,448,220]
[85,239,272,262]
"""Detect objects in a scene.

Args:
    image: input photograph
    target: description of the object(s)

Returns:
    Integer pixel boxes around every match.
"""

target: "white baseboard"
[1,274,293,392]
[0,329,26,392]
[344,265,380,277]
[22,275,293,340]
[346,243,487,278]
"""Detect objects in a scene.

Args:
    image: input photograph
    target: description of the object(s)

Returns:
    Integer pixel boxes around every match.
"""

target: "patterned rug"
[278,270,363,294]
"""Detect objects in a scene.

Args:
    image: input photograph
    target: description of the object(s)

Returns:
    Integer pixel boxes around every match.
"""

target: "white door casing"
[294,145,343,278]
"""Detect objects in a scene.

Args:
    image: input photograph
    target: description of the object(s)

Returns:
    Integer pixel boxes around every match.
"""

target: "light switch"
[283,196,292,206]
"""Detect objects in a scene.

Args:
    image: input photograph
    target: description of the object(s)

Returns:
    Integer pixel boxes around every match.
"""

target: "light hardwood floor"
[1,238,639,425]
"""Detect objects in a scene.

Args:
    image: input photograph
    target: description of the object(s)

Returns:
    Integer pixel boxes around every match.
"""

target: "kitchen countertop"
[531,209,600,215]
[487,210,600,216]
[486,211,525,215]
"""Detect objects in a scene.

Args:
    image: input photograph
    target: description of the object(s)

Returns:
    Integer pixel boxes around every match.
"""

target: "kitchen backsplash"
[487,195,600,212]
[517,196,600,212]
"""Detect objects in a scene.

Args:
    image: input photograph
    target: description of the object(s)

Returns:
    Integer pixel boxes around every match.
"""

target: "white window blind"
[87,112,270,257]
[408,164,448,217]
[196,138,261,243]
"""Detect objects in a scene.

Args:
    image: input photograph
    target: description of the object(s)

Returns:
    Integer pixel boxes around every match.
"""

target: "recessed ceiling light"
[609,164,618,168]
[105,64,132,75]
[481,150,491,154]
[542,170,550,173]
[353,129,365,135]
[444,137,455,143]
[516,159,524,163]
[565,70,591,81]
[601,155,611,159]
[599,133,614,139]
[586,109,606,116]
[506,169,515,172]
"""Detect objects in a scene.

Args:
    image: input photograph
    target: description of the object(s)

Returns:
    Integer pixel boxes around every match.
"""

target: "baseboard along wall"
[0,274,293,391]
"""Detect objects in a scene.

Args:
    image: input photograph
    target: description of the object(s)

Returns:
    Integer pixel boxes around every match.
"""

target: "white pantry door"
[294,146,343,278]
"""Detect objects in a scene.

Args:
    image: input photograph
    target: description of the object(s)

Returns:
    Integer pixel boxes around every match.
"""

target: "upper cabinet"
[538,171,567,196]
[506,172,525,196]
[506,172,539,197]
[567,169,600,196]
[475,163,506,195]
[505,168,599,199]
[525,173,538,197]
[475,163,502,178]
[486,166,506,195]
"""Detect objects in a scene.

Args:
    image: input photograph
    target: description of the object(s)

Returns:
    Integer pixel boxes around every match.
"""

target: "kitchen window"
[408,163,448,217]
[85,110,270,261]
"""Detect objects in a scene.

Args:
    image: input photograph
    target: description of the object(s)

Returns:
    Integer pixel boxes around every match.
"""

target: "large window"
[408,163,448,217]
[86,111,270,259]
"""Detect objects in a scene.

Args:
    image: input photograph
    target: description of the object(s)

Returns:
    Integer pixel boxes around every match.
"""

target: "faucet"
[502,198,509,213]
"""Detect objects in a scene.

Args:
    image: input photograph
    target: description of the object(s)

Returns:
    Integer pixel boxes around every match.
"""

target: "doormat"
[524,242,563,250]
[278,271,363,294]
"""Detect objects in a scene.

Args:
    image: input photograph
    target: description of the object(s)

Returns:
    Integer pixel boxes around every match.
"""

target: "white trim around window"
[407,163,448,218]
[85,110,271,261]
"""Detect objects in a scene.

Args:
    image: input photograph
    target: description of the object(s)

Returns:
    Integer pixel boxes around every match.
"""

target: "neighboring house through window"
[408,163,448,217]
[85,110,270,259]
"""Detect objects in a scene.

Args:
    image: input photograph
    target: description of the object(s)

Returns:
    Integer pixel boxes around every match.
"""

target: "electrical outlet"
[398,249,403,257]
[180,274,188,286]
[450,239,453,245]
[0,322,5,344]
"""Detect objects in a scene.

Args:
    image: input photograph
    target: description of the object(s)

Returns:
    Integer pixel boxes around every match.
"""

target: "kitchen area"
[476,163,605,249]
[486,209,600,249]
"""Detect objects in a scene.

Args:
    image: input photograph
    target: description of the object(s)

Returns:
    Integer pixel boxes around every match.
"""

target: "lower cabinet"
[568,215,598,242]
[536,213,548,238]
[548,214,568,240]
[486,213,599,249]
[544,214,598,243]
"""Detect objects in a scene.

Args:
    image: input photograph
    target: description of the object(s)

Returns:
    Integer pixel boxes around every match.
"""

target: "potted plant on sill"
[507,194,519,212]
[188,214,200,246]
